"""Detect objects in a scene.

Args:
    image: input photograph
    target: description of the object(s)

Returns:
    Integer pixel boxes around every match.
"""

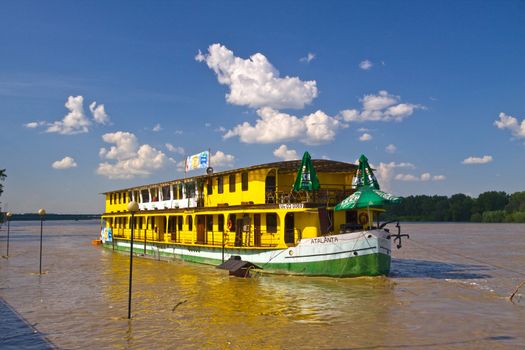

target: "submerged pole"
[38,209,46,274]
[127,201,139,319]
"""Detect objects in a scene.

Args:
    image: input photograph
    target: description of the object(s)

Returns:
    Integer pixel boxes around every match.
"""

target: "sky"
[1,1,524,214]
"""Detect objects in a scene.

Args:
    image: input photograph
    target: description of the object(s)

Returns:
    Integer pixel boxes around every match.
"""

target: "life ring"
[358,212,369,225]
[227,219,233,231]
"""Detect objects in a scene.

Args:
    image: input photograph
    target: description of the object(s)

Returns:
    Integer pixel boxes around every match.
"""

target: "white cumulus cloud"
[300,52,316,63]
[211,150,235,168]
[494,112,525,138]
[359,133,372,141]
[165,143,185,155]
[89,101,110,125]
[373,162,415,191]
[359,60,373,70]
[224,107,342,145]
[24,121,44,128]
[339,90,423,123]
[196,43,318,109]
[462,155,493,165]
[45,96,110,134]
[395,172,446,182]
[152,123,162,132]
[52,156,77,170]
[385,144,397,153]
[273,145,299,161]
[97,131,167,179]
[46,96,91,135]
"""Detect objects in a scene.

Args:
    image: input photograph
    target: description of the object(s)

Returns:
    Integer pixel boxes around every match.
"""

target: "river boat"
[100,155,405,277]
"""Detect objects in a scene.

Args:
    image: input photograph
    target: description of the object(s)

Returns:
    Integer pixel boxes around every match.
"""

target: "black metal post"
[222,231,225,263]
[128,212,135,319]
[143,219,147,255]
[6,218,10,258]
[39,217,43,274]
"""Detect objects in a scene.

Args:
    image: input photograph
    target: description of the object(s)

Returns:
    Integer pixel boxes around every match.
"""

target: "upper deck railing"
[266,187,354,207]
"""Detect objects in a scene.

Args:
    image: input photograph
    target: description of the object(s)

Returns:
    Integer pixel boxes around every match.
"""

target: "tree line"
[382,191,525,223]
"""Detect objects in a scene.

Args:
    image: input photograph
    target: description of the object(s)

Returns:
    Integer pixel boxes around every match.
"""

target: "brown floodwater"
[1,221,524,349]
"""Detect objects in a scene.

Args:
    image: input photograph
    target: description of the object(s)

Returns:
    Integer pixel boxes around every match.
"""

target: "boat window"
[229,174,236,192]
[178,184,183,199]
[168,216,177,233]
[185,182,196,198]
[207,178,213,195]
[128,192,132,203]
[109,194,112,205]
[177,216,183,231]
[217,176,224,194]
[266,213,277,233]
[150,217,155,230]
[162,186,170,201]
[151,188,159,202]
[206,215,213,231]
[187,216,193,231]
[118,192,121,204]
[218,214,224,232]
[133,191,139,203]
[228,214,236,231]
[242,172,248,191]
[141,189,150,202]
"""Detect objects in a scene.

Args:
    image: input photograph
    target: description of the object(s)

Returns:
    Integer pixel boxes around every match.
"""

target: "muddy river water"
[1,221,524,349]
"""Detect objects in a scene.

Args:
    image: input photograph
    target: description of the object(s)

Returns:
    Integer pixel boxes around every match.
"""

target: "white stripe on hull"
[116,229,392,266]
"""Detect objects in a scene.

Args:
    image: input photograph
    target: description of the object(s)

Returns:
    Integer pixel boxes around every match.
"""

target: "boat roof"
[101,159,357,194]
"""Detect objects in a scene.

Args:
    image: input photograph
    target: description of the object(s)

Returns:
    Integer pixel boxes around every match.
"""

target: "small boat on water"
[99,152,406,277]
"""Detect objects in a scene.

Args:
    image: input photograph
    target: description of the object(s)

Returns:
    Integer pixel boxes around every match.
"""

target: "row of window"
[207,172,249,195]
[109,172,250,205]
[111,213,278,233]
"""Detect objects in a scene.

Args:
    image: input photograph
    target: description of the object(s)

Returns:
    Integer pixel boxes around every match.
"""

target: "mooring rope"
[408,237,525,277]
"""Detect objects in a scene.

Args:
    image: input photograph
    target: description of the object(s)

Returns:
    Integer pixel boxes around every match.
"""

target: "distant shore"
[2,214,100,221]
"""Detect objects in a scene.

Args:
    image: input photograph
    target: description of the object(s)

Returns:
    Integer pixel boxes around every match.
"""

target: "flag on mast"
[185,150,210,172]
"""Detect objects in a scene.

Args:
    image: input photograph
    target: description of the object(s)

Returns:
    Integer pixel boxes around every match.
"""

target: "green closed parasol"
[293,151,320,192]
[352,154,379,190]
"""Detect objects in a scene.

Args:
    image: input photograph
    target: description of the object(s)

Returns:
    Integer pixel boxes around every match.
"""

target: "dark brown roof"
[101,159,356,194]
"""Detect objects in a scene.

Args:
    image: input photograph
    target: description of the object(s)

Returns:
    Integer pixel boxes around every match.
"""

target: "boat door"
[285,213,295,244]
[157,216,165,241]
[254,214,261,246]
[197,216,206,244]
[235,218,243,246]
[265,171,276,203]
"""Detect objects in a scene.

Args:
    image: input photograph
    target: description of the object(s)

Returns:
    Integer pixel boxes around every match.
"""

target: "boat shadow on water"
[390,258,493,279]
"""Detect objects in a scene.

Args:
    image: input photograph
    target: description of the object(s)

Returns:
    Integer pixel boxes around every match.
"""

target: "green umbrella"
[293,151,320,192]
[336,154,402,211]
[335,187,402,211]
[352,154,380,190]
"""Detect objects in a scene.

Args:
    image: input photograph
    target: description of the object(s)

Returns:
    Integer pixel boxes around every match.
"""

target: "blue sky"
[1,1,524,213]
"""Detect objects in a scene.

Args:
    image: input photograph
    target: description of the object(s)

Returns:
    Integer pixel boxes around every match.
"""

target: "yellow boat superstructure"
[101,159,392,277]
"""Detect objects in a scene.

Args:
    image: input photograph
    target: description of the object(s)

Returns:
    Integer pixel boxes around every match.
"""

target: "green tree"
[475,191,509,213]
[505,191,525,213]
[0,169,6,198]
[449,193,474,222]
